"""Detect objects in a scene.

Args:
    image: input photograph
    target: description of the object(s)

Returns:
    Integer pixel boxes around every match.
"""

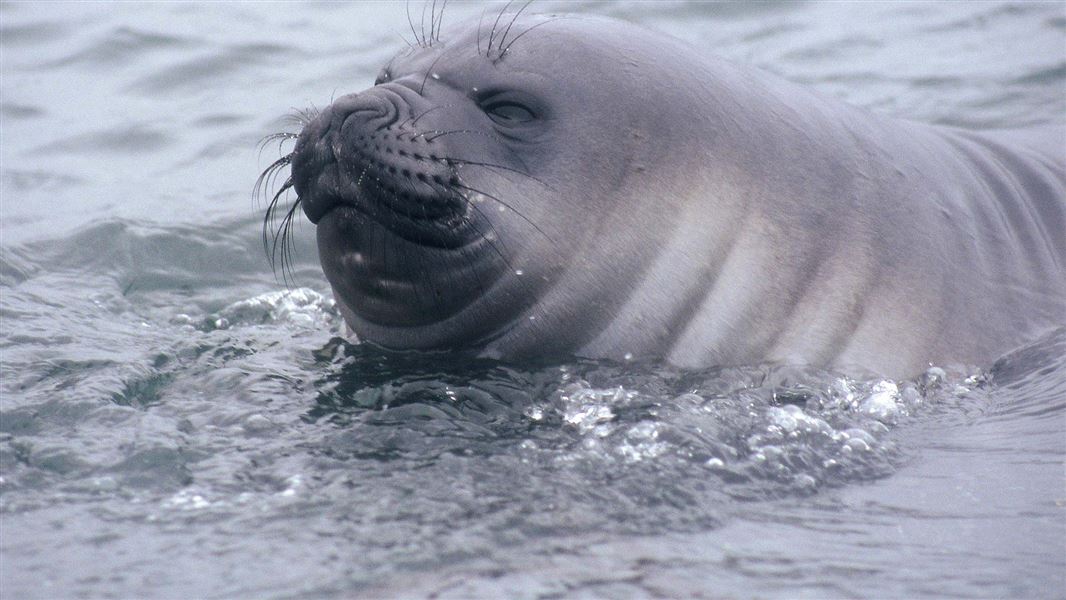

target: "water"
[2,1,1064,597]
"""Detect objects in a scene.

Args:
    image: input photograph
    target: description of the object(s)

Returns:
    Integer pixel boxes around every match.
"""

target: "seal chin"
[316,206,505,328]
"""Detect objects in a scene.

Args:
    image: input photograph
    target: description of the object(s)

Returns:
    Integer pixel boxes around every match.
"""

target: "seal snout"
[291,89,467,236]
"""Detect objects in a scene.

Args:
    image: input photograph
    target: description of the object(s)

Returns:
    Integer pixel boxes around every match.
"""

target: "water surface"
[2,1,1064,597]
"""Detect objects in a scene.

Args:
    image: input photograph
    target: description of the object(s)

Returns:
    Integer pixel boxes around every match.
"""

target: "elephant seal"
[277,12,1066,378]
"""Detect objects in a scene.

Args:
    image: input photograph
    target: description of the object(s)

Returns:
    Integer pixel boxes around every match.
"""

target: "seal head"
[289,13,695,354]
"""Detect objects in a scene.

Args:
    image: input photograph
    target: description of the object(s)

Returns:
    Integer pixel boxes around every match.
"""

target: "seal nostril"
[432,175,444,185]
[389,166,397,174]
[416,173,428,182]
[402,169,411,178]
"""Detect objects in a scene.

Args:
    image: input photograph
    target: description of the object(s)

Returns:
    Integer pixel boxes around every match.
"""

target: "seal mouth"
[298,162,473,249]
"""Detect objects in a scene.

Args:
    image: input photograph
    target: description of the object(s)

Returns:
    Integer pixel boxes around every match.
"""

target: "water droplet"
[528,315,536,321]
[623,352,633,361]
[515,269,524,276]
[472,86,479,92]
[431,72,440,80]
[497,205,506,212]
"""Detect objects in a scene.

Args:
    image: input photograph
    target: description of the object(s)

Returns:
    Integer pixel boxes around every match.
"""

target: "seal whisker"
[266,154,294,194]
[420,0,430,49]
[476,7,488,57]
[263,178,300,284]
[459,202,547,306]
[414,128,511,152]
[429,0,438,44]
[419,52,447,96]
[405,0,424,49]
[405,104,456,128]
[458,210,513,292]
[462,201,515,267]
[264,182,292,249]
[431,0,449,44]
[487,0,515,58]
[439,0,449,43]
[497,0,535,58]
[455,182,556,247]
[279,203,301,286]
[257,131,298,150]
[443,155,554,190]
[282,105,320,129]
[420,128,492,143]
[499,17,565,59]
[254,154,293,207]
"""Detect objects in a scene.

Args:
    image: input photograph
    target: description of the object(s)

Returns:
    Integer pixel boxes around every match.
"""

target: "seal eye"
[374,68,391,86]
[485,101,535,125]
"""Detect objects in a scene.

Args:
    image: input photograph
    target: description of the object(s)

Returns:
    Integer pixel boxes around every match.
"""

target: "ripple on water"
[44,26,191,68]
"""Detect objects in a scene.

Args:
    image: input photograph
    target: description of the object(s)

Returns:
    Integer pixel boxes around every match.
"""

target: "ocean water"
[2,1,1064,598]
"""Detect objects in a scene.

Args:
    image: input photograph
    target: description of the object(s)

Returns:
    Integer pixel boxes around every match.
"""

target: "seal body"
[288,13,1066,377]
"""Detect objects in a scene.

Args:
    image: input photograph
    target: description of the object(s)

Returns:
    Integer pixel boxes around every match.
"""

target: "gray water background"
[2,1,1065,598]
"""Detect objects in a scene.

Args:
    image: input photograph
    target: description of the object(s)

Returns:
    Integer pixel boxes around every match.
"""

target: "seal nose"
[291,85,461,226]
[328,92,392,133]
[292,93,393,192]
[291,93,393,223]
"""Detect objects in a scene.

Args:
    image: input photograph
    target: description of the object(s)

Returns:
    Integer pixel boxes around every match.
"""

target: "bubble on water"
[623,423,662,456]
[841,437,870,453]
[766,405,831,436]
[279,475,303,498]
[860,381,901,422]
[921,366,947,388]
[564,403,614,433]
[164,489,211,511]
[243,413,273,434]
[211,288,336,330]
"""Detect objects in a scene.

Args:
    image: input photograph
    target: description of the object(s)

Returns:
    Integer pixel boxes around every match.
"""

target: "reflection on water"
[1,1,1064,598]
